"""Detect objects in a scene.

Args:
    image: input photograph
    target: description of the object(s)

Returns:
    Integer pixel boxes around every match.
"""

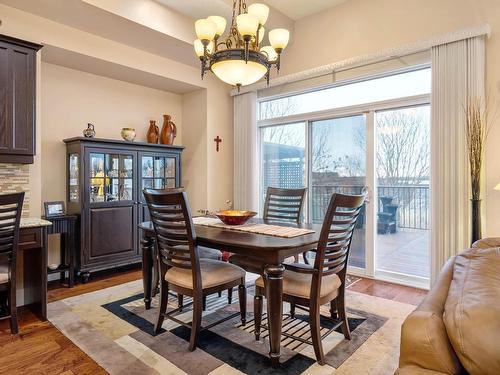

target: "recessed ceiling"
[264,0,348,20]
[155,0,348,21]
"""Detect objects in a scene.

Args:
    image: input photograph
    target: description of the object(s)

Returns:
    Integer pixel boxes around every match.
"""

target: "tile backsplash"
[0,163,30,216]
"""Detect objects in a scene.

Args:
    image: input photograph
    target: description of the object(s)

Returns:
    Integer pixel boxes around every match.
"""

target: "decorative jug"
[83,123,95,138]
[147,120,159,144]
[121,128,136,142]
[160,114,177,145]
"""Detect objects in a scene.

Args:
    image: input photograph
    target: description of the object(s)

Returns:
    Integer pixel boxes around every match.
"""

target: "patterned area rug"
[48,277,414,375]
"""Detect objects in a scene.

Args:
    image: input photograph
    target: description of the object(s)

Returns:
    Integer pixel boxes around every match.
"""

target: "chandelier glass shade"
[193,0,289,88]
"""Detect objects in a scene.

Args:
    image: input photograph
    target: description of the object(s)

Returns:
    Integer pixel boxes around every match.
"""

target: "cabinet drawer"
[19,227,42,250]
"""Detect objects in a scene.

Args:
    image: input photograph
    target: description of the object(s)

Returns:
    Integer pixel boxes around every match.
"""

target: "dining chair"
[229,186,308,275]
[253,192,365,365]
[0,192,24,335]
[143,189,246,351]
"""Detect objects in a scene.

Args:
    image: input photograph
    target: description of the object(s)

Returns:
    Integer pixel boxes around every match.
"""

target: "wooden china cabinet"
[64,137,183,282]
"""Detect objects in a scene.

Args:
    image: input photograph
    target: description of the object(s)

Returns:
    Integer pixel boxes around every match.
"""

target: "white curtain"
[233,91,258,211]
[430,36,485,283]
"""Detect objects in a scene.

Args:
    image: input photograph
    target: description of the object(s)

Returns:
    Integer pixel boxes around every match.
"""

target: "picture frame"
[44,201,66,217]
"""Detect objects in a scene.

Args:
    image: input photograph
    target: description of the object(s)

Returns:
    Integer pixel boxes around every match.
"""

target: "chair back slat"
[263,187,306,224]
[0,193,24,285]
[143,190,200,282]
[311,192,365,297]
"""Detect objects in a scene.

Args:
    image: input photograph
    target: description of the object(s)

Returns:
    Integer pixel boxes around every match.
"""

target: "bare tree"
[376,110,429,185]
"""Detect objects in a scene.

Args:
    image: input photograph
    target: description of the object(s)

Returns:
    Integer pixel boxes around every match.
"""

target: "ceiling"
[264,0,348,20]
[155,0,348,21]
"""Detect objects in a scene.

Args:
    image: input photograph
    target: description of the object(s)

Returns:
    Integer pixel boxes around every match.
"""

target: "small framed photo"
[44,201,65,217]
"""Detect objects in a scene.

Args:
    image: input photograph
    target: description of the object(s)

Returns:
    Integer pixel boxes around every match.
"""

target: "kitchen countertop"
[20,217,52,228]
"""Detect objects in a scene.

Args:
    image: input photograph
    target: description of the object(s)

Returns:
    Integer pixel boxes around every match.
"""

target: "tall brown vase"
[147,120,159,144]
[471,198,482,245]
[160,114,177,145]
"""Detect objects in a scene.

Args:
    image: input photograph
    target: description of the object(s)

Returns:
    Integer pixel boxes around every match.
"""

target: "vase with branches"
[465,96,490,244]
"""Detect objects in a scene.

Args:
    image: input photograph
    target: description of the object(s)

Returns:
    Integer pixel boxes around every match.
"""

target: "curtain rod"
[231,23,491,96]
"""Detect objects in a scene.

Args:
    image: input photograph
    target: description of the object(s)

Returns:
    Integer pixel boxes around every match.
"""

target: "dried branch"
[465,96,490,200]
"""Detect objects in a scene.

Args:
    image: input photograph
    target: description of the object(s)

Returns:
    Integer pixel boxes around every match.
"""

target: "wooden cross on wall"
[214,136,222,152]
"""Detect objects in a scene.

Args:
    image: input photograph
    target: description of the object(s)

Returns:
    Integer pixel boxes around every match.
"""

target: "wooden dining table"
[139,218,321,367]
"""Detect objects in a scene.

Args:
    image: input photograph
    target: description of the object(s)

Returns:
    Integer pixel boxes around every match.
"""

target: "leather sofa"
[396,239,500,375]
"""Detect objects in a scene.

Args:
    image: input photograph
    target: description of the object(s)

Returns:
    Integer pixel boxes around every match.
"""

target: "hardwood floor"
[0,267,426,374]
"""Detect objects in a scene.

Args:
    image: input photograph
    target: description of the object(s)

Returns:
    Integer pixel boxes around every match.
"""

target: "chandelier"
[193,0,290,89]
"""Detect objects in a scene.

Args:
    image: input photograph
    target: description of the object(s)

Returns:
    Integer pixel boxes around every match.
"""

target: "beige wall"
[281,0,500,237]
[0,3,234,216]
[41,62,182,203]
[182,89,208,212]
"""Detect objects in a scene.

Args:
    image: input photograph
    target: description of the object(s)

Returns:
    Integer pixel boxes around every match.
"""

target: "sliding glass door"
[257,67,432,287]
[375,105,430,281]
[310,115,367,268]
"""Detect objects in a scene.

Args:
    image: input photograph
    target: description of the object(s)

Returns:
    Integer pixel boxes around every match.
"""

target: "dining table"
[139,218,321,367]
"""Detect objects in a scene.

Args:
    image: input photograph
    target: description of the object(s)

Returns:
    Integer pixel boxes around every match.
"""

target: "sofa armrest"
[399,311,462,374]
[398,257,463,374]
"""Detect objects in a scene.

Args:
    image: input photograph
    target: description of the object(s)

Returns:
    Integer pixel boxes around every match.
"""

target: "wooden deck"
[377,228,429,278]
[346,228,430,279]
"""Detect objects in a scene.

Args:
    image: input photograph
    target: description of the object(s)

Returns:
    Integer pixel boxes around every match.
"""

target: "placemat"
[193,216,315,238]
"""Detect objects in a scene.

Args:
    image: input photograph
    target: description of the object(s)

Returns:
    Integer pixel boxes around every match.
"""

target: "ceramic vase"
[147,120,159,144]
[121,128,136,142]
[160,114,177,145]
[83,123,95,138]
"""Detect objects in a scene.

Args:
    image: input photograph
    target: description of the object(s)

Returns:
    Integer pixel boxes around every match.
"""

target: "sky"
[259,68,431,120]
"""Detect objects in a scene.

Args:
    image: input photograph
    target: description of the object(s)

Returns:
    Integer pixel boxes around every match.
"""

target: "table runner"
[193,216,315,238]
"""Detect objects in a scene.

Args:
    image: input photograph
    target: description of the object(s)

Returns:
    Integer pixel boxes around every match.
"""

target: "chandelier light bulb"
[207,15,226,36]
[269,28,290,51]
[212,59,267,86]
[260,45,278,62]
[195,18,217,42]
[194,39,213,57]
[236,13,259,38]
[248,3,269,25]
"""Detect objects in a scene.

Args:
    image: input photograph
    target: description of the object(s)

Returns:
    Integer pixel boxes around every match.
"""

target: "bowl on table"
[215,210,257,225]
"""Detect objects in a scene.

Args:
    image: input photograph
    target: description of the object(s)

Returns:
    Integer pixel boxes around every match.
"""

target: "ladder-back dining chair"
[143,189,246,351]
[253,192,365,365]
[0,192,24,334]
[229,186,308,274]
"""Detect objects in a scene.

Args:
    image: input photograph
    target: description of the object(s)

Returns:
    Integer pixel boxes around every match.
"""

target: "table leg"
[68,229,75,288]
[141,233,154,310]
[264,263,285,368]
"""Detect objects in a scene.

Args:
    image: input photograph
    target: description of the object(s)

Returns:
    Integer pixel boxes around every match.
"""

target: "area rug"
[48,277,414,375]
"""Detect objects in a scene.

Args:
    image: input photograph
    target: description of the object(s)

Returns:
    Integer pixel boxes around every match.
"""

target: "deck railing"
[311,185,430,230]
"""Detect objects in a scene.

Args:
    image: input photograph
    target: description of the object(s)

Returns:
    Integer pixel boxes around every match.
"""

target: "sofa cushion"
[472,237,500,249]
[444,247,500,375]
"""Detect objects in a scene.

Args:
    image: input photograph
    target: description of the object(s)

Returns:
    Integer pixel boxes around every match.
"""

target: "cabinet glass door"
[90,152,134,203]
[69,153,79,202]
[90,153,105,203]
[141,155,177,192]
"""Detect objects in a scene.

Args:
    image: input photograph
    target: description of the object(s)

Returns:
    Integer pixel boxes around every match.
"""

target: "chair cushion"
[255,267,341,299]
[165,259,245,290]
[444,247,500,375]
[0,259,8,284]
[198,246,221,260]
